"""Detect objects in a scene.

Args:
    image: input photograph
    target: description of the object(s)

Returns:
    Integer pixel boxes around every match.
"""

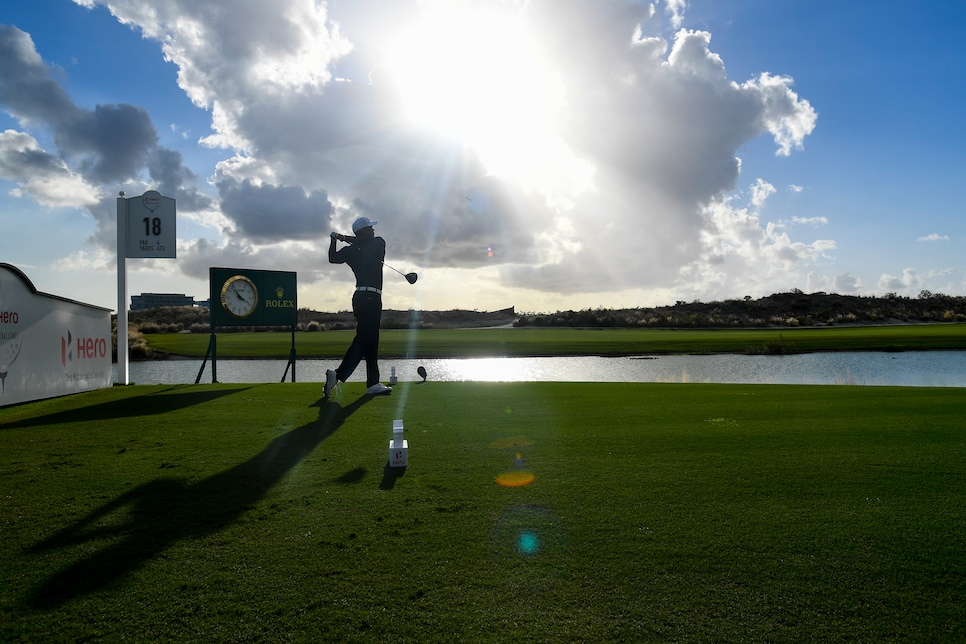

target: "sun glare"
[386,6,583,188]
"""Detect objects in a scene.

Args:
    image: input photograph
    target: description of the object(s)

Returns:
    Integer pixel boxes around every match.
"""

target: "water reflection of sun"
[456,358,531,382]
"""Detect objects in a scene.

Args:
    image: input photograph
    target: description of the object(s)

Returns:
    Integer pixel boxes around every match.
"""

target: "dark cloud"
[1,25,157,184]
[0,129,100,208]
[56,104,158,183]
[148,147,214,212]
[0,21,220,255]
[176,236,331,289]
[0,134,62,175]
[0,25,76,124]
[217,178,334,242]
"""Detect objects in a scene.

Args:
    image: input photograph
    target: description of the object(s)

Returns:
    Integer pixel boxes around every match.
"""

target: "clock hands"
[230,284,253,306]
[222,276,256,318]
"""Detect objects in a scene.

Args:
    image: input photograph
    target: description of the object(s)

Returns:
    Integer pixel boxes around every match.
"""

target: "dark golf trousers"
[336,291,382,387]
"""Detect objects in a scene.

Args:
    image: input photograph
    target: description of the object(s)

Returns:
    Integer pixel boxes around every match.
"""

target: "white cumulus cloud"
[0,129,102,208]
[2,0,825,305]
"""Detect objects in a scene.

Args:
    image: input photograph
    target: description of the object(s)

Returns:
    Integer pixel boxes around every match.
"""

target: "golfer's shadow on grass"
[25,394,372,609]
[0,385,250,429]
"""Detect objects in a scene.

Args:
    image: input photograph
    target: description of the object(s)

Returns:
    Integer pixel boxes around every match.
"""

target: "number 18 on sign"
[126,190,176,258]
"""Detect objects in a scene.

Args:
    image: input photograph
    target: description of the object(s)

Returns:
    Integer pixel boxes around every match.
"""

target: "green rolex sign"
[198,267,300,384]
[209,267,298,327]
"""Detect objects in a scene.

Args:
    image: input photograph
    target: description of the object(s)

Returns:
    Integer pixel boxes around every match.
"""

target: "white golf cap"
[352,216,378,232]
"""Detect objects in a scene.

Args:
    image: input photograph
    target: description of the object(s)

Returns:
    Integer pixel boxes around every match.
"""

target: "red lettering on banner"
[0,310,19,324]
[76,337,107,359]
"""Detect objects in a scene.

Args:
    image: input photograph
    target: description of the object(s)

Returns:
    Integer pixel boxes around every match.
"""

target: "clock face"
[220,275,258,318]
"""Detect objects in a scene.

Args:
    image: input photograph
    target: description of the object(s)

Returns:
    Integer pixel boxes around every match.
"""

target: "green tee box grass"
[2,382,965,641]
[144,323,966,359]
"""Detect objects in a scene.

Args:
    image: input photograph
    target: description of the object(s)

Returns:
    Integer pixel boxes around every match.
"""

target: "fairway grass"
[144,323,966,359]
[2,382,965,642]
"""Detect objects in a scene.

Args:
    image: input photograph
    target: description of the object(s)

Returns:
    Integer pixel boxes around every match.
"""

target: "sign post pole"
[116,192,129,385]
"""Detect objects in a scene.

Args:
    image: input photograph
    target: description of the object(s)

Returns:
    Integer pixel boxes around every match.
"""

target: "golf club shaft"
[381,261,409,279]
[335,234,411,280]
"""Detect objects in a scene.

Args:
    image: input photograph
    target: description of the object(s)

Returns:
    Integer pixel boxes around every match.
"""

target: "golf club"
[382,260,418,284]
[332,233,418,284]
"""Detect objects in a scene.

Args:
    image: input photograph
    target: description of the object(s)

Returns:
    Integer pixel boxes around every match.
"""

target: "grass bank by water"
[2,382,964,641]
[144,323,966,359]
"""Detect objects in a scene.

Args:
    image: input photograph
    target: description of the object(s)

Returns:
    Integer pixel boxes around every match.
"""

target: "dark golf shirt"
[332,236,385,291]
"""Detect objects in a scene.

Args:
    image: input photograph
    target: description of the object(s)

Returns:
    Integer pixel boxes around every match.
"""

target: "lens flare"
[496,470,535,487]
[491,504,567,563]
[518,530,539,555]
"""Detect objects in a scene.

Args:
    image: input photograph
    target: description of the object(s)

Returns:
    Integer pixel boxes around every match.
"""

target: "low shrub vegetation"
[124,291,966,337]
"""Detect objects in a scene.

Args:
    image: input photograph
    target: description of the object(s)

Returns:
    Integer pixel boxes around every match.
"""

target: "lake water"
[115,351,966,387]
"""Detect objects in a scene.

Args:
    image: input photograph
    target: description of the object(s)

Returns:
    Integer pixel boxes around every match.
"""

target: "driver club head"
[405,272,418,284]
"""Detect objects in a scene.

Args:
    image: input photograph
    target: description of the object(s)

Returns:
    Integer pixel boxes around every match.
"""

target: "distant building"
[131,293,196,311]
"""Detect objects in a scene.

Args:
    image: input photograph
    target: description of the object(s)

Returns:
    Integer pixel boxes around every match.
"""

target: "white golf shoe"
[324,369,338,399]
[366,383,392,396]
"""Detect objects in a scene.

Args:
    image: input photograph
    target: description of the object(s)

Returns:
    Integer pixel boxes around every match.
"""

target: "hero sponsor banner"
[1,264,112,407]
[209,267,298,327]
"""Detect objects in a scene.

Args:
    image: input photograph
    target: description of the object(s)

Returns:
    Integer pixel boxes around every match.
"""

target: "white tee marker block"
[389,419,408,468]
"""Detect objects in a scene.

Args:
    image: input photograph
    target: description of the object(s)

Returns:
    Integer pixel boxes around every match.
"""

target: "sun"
[384,5,588,190]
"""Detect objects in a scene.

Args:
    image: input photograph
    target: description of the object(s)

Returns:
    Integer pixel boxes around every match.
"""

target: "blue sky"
[1,0,964,314]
